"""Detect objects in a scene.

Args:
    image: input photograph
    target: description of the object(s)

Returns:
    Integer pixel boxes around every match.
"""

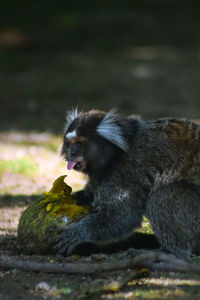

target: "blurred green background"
[1,0,200,133]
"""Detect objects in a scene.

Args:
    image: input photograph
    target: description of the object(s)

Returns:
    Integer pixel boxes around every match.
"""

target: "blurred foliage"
[1,0,199,49]
[0,0,200,133]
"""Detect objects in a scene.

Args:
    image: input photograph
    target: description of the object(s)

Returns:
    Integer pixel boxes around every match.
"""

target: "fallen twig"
[81,269,148,297]
[0,252,200,275]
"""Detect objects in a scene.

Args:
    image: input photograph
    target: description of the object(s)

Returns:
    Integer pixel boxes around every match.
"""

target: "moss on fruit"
[18,175,90,254]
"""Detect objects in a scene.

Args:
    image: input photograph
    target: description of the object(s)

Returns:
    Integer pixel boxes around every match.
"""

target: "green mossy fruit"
[18,175,90,254]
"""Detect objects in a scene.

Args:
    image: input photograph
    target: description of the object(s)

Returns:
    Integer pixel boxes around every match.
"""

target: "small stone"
[35,282,51,292]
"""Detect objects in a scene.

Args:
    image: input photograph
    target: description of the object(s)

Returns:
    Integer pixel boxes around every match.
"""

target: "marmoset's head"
[61,109,129,177]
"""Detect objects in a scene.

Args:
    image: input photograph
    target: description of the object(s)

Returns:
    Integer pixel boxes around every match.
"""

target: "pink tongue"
[67,161,77,170]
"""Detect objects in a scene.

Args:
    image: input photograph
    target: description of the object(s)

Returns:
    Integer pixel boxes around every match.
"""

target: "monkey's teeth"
[67,161,77,170]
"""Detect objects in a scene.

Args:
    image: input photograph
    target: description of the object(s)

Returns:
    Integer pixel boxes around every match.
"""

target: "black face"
[62,110,124,179]
[61,136,87,172]
[61,133,123,180]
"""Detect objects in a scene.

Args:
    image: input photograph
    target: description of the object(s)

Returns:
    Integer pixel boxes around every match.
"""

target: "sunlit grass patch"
[129,288,186,299]
[13,140,60,153]
[103,285,188,299]
[0,157,39,176]
[0,132,61,153]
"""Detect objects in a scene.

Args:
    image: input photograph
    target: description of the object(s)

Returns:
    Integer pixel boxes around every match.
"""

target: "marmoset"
[53,109,200,257]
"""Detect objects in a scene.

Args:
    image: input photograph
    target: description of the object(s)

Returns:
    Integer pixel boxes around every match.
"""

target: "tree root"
[1,251,200,275]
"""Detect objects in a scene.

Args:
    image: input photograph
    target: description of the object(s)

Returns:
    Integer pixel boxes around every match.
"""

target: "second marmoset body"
[53,109,200,257]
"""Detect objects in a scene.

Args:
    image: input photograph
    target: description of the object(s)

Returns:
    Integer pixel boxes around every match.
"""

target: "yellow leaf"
[49,175,72,194]
[103,281,121,292]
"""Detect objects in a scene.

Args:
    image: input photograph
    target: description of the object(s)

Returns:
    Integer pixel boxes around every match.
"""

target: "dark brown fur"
[52,110,200,256]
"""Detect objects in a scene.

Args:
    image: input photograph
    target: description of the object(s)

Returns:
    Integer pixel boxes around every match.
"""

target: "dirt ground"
[1,1,200,299]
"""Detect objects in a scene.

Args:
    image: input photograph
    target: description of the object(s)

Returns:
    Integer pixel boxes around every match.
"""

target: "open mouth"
[67,161,77,170]
[67,158,85,171]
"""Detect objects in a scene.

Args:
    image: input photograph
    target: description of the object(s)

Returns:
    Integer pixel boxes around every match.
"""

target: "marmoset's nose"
[70,144,80,156]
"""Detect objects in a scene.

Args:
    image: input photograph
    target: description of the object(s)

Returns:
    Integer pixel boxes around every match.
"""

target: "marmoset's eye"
[64,138,70,147]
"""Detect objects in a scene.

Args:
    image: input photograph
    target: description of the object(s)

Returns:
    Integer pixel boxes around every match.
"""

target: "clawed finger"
[49,235,60,244]
[52,241,67,254]
[57,245,68,255]
[56,226,66,233]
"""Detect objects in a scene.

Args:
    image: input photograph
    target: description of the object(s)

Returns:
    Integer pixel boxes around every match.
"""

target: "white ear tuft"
[96,108,129,152]
[65,108,82,131]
